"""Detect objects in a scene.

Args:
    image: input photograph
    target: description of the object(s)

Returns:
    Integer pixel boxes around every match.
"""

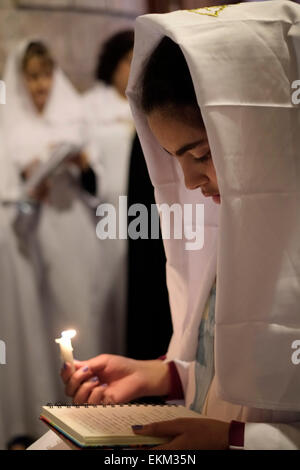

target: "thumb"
[132,420,182,438]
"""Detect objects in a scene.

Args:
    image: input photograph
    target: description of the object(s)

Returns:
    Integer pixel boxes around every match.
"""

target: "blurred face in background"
[23,55,54,113]
[112,49,133,99]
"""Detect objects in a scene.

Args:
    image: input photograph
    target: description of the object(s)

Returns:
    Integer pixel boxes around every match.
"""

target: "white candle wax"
[55,330,76,373]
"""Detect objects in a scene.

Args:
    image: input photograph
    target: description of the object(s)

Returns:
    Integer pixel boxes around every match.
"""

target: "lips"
[201,190,221,204]
[202,191,220,198]
[212,194,221,204]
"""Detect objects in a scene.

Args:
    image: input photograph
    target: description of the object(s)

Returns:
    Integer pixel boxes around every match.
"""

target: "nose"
[180,159,209,190]
[37,76,49,91]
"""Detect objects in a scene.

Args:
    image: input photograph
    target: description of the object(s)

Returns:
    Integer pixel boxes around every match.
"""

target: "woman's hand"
[68,151,89,171]
[132,418,230,450]
[60,354,171,405]
[22,159,51,202]
[22,159,41,181]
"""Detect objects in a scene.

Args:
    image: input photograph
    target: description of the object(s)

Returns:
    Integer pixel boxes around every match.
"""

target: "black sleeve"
[80,166,97,196]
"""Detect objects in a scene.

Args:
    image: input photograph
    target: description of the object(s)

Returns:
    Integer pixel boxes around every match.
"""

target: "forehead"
[24,55,53,75]
[147,108,209,153]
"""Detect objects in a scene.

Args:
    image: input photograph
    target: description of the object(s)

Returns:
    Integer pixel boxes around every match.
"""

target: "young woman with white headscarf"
[61,1,300,449]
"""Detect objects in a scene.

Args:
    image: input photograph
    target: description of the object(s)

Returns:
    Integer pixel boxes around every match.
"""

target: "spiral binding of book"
[46,401,176,409]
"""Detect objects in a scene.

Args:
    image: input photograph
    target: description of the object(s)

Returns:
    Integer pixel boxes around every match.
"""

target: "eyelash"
[193,152,211,163]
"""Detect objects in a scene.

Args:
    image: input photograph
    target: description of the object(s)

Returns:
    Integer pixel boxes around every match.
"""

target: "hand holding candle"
[56,330,76,373]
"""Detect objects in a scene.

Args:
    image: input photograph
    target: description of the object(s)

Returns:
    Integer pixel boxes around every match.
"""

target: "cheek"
[120,64,130,84]
[45,78,53,93]
[26,79,37,95]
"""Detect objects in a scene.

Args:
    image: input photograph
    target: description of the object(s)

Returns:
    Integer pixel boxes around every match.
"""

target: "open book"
[40,404,200,449]
[23,142,82,198]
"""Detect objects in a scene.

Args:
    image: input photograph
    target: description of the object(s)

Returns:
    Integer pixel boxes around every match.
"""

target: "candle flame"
[62,329,77,339]
[55,329,77,344]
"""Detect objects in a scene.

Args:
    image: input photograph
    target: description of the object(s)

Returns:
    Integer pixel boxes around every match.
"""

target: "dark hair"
[96,30,134,85]
[22,41,55,72]
[141,37,203,126]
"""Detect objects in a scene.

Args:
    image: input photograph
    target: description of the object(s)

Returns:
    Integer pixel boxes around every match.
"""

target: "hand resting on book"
[133,417,230,450]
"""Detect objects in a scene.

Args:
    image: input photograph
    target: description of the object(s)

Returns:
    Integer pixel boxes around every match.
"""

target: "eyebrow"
[163,139,205,157]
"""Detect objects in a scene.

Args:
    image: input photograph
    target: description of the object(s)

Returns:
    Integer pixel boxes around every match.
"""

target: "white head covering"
[2,38,84,170]
[128,0,300,411]
[83,81,134,127]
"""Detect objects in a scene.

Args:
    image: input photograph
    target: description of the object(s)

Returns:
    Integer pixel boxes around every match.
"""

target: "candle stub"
[55,330,76,373]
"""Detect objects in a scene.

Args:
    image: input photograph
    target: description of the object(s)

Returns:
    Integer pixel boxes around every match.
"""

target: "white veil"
[128,0,300,411]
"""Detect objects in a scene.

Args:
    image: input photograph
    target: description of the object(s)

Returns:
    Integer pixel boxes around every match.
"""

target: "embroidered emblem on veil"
[189,5,233,18]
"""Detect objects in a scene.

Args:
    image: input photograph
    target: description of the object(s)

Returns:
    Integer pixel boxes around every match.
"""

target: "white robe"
[82,82,136,355]
[1,41,111,361]
[0,129,64,449]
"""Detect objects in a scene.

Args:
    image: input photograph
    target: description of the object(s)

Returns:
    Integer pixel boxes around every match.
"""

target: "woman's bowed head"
[140,37,221,205]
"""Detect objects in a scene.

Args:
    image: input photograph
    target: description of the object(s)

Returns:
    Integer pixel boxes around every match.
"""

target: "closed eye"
[193,152,211,163]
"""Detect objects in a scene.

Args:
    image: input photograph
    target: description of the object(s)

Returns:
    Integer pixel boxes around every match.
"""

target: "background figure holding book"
[0,38,112,448]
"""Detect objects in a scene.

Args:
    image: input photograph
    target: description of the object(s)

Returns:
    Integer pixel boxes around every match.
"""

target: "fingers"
[84,354,111,374]
[132,419,184,438]
[152,436,188,451]
[64,365,94,398]
[86,384,111,405]
[29,180,52,202]
[60,360,84,385]
[72,377,101,405]
[22,159,41,180]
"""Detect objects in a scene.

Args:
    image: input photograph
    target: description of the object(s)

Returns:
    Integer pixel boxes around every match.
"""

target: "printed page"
[42,405,199,438]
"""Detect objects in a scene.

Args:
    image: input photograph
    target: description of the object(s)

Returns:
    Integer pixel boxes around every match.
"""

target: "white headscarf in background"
[2,39,84,169]
[128,0,300,411]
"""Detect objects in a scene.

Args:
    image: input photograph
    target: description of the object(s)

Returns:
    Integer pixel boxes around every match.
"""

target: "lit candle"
[55,330,76,373]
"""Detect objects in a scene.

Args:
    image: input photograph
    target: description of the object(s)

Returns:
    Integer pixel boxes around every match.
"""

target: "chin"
[212,195,221,204]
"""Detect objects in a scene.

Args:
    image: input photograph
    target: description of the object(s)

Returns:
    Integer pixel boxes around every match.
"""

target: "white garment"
[127,0,300,449]
[2,40,110,359]
[83,82,136,354]
[0,40,114,446]
[0,127,64,450]
[83,82,135,201]
[27,431,70,451]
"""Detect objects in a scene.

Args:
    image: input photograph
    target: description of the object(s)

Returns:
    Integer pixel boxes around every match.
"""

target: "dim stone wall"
[0,0,147,91]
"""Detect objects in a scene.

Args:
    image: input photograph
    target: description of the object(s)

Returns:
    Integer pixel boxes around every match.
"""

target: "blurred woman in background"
[0,125,60,449]
[83,31,172,360]
[83,32,136,355]
[0,40,108,447]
